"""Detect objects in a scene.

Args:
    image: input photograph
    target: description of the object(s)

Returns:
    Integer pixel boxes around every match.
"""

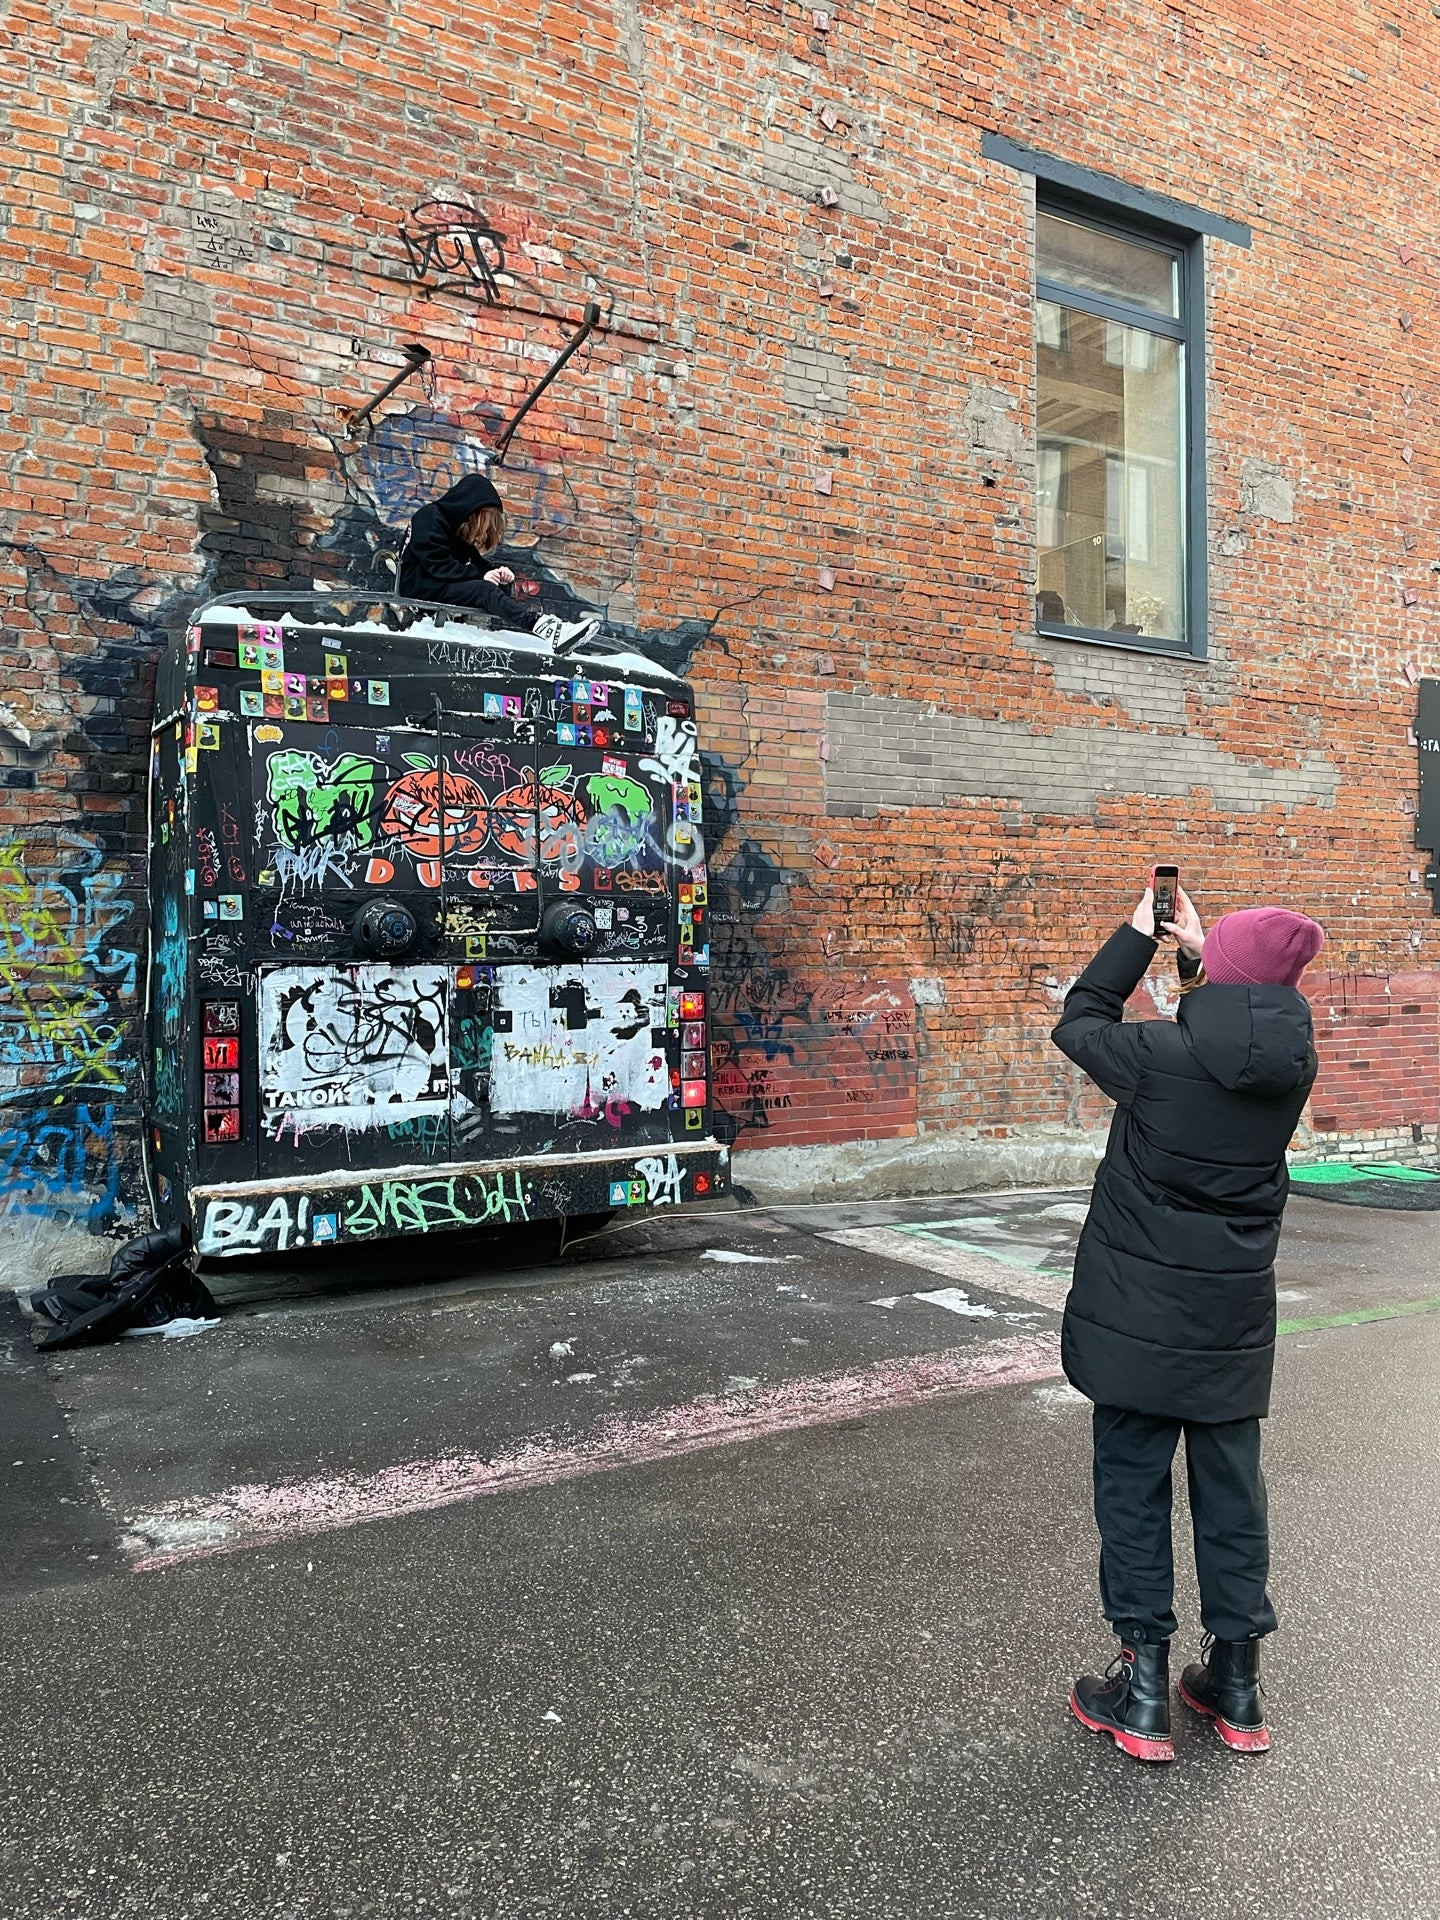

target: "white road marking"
[823,1227,1072,1313]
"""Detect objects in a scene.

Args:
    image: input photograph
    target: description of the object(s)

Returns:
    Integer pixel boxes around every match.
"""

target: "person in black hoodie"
[1054,884,1324,1763]
[397,473,601,648]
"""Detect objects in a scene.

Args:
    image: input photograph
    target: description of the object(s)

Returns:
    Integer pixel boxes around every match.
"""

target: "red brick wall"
[4,0,1439,1248]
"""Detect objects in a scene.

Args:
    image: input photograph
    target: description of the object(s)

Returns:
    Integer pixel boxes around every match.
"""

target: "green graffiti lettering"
[266,751,380,850]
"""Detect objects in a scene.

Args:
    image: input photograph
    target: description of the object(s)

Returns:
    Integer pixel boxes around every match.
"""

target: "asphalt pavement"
[2,1190,1437,1919]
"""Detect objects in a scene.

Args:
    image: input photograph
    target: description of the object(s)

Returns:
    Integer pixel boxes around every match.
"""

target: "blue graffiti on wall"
[0,1103,122,1228]
[152,890,186,1124]
[0,832,138,1107]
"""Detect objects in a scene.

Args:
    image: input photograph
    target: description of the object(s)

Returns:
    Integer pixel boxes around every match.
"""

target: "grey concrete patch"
[781,338,852,415]
[0,1220,115,1297]
[757,126,886,221]
[733,1127,1104,1203]
[962,381,1022,462]
[1240,456,1296,523]
[1029,635,1202,728]
[824,691,1339,818]
[124,270,214,358]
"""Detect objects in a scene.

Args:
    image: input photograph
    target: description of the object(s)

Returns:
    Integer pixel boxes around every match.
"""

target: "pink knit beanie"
[1202,907,1325,988]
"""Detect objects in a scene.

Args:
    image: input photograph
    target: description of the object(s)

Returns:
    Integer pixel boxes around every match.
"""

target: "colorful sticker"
[556,722,577,746]
[203,1037,239,1070]
[238,688,263,715]
[204,1071,240,1106]
[259,643,284,670]
[203,1108,242,1143]
[197,722,221,750]
[306,696,330,723]
[263,695,285,718]
[368,680,389,705]
[324,653,348,678]
[202,1001,241,1035]
[284,695,307,721]
[326,677,348,702]
[484,693,504,719]
[260,669,285,695]
[218,895,243,920]
[239,642,263,668]
[311,1212,338,1244]
[195,685,220,712]
[202,899,217,919]
[283,672,306,697]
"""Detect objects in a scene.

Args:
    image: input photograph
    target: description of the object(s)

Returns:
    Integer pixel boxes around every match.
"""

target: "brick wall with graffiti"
[5,0,1440,1259]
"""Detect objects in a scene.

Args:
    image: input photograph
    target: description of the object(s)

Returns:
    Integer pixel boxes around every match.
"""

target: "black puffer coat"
[397,474,537,627]
[1052,925,1317,1423]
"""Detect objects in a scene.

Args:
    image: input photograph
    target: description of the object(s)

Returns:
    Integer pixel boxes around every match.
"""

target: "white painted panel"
[259,964,450,1128]
[489,963,669,1117]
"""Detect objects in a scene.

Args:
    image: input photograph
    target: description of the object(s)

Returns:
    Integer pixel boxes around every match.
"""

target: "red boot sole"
[1069,1690,1175,1762]
[1177,1678,1271,1752]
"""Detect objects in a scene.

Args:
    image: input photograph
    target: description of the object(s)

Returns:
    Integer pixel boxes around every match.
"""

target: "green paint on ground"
[1277,1295,1440,1334]
[1291,1160,1440,1185]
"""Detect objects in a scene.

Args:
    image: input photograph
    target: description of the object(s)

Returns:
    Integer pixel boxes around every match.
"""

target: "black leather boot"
[1179,1635,1270,1752]
[1070,1641,1174,1762]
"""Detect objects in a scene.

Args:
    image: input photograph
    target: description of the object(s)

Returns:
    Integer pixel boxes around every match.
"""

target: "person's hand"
[1162,886,1205,958]
[483,566,515,587]
[1131,887,1160,940]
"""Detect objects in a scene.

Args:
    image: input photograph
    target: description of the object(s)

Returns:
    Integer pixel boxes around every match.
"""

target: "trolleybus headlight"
[354,898,419,959]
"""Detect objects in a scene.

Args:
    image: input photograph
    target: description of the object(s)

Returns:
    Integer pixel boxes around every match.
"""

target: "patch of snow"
[914,1286,997,1319]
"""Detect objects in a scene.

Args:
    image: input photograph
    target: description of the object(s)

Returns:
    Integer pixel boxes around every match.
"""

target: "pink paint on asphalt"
[127,1331,1062,1572]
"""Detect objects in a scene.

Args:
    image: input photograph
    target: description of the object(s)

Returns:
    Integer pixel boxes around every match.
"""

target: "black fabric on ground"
[1092,1403,1277,1643]
[396,475,540,626]
[30,1227,213,1350]
[1053,924,1317,1422]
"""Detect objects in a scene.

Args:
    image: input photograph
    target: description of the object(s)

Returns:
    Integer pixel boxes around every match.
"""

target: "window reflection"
[1036,303,1184,641]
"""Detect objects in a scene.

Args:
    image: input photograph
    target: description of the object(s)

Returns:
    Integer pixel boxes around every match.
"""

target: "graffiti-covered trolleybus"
[145,593,729,1258]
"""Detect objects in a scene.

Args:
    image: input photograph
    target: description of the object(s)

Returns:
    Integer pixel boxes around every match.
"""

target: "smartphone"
[1150,865,1180,937]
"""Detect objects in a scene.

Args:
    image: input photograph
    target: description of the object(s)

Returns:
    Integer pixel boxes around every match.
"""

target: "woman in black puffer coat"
[1053,883,1323,1764]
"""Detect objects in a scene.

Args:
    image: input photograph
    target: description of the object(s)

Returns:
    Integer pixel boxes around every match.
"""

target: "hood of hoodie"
[1178,982,1315,1093]
[433,473,503,529]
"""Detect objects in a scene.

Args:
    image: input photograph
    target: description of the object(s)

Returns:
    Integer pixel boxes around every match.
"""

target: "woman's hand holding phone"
[1165,887,1205,957]
[1131,884,1205,956]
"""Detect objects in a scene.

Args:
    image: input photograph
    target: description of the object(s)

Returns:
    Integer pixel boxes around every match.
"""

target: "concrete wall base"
[731,1128,1105,1206]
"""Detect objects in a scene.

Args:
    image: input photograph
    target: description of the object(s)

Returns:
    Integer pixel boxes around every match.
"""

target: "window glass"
[1036,305,1184,641]
[1037,211,1179,318]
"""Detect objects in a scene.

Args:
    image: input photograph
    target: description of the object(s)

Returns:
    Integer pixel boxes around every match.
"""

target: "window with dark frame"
[1034,203,1194,653]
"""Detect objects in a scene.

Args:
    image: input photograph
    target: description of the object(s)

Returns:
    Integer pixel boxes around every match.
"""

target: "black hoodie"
[1052,924,1318,1422]
[396,475,537,626]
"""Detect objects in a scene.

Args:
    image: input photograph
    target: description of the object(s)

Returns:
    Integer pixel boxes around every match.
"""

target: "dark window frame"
[983,135,1254,664]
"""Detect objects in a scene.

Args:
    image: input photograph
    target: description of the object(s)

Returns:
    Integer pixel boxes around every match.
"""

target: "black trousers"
[1092,1406,1278,1644]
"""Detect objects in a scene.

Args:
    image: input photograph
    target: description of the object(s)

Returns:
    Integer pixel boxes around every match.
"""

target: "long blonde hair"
[1178,967,1208,994]
[459,504,505,555]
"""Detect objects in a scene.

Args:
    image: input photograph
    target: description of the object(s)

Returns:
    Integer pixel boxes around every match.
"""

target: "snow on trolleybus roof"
[195,592,684,686]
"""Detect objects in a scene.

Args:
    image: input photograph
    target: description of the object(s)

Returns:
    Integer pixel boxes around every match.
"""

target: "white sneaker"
[533,611,602,651]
